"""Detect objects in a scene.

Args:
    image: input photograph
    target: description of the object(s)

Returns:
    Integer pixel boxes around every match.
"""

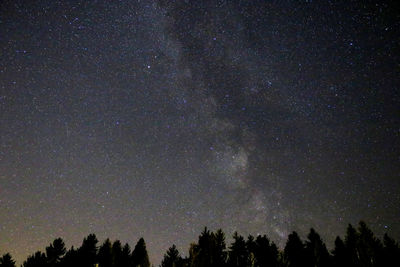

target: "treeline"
[0,221,399,267]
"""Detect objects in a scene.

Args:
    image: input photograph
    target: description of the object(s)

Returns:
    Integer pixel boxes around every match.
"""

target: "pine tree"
[344,224,360,267]
[284,231,306,267]
[23,251,47,267]
[98,239,113,267]
[79,234,98,267]
[252,235,279,267]
[120,243,132,267]
[227,232,248,267]
[382,233,400,266]
[112,240,123,267]
[357,221,382,267]
[161,245,182,267]
[0,253,16,267]
[195,227,214,267]
[246,235,256,267]
[305,228,331,267]
[214,229,227,267]
[188,243,199,267]
[189,227,223,267]
[132,238,150,267]
[46,238,66,267]
[332,236,349,267]
[59,247,79,267]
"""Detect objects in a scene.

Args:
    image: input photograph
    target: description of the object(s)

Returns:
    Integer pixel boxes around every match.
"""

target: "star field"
[0,0,399,265]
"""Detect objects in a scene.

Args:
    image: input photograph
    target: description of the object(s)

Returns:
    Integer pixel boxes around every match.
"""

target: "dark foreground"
[1,221,399,267]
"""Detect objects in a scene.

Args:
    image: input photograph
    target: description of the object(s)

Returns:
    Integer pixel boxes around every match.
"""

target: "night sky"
[1,0,399,265]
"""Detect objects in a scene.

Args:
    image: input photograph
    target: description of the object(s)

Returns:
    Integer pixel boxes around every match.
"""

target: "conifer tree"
[188,243,199,267]
[357,221,383,267]
[23,251,47,267]
[344,224,360,267]
[132,238,150,267]
[59,247,79,267]
[252,235,279,267]
[246,235,256,267]
[332,236,349,267]
[120,243,132,267]
[46,238,66,267]
[284,231,306,267]
[214,229,227,267]
[227,232,248,267]
[0,253,16,267]
[160,244,182,267]
[112,240,123,267]
[195,227,214,267]
[382,233,400,266]
[79,234,98,267]
[305,228,331,267]
[98,239,113,267]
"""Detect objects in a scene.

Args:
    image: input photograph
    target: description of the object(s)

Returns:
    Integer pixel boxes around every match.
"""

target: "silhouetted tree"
[132,238,150,267]
[78,234,98,267]
[9,221,400,267]
[23,251,47,267]
[188,243,199,267]
[188,227,228,267]
[344,224,360,267]
[0,253,16,267]
[246,235,256,266]
[46,238,66,267]
[161,244,183,267]
[252,235,279,267]
[381,233,400,266]
[227,232,248,267]
[112,240,123,267]
[194,227,214,267]
[305,228,331,267]
[98,239,113,267]
[214,229,227,267]
[59,246,79,267]
[284,231,306,267]
[357,221,383,267]
[120,243,132,267]
[332,236,349,267]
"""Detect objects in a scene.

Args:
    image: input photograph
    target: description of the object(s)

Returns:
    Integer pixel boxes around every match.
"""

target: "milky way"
[1,1,399,265]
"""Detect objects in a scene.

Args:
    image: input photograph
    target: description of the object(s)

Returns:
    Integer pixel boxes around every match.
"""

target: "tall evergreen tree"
[344,224,360,267]
[382,233,400,266]
[188,243,199,267]
[194,227,214,267]
[284,231,306,267]
[357,221,382,267]
[246,235,256,267]
[305,228,331,267]
[332,236,349,267]
[23,251,47,267]
[189,227,225,267]
[160,244,183,267]
[252,235,279,267]
[120,243,132,267]
[46,238,66,267]
[0,253,16,267]
[227,232,248,267]
[214,229,227,267]
[132,238,150,267]
[78,234,98,267]
[112,240,123,267]
[59,247,79,267]
[98,239,113,267]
